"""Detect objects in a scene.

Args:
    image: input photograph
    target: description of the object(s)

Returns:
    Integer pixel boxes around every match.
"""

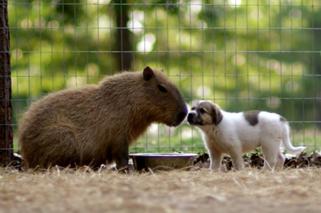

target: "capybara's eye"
[199,108,206,114]
[157,84,167,93]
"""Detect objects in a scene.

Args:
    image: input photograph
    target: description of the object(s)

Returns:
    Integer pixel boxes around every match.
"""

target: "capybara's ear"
[143,66,154,81]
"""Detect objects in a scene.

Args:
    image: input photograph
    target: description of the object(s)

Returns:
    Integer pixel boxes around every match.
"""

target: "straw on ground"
[0,168,320,213]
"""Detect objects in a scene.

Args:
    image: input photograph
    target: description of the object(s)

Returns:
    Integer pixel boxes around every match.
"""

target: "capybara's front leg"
[114,142,129,172]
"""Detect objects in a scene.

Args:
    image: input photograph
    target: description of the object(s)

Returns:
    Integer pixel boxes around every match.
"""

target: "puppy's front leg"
[230,149,244,170]
[206,143,223,171]
[210,152,222,171]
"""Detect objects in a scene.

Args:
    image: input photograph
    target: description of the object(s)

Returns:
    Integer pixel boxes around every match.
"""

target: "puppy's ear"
[211,105,223,125]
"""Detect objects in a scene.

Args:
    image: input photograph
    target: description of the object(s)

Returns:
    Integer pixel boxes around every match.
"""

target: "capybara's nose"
[173,111,187,126]
[177,111,187,122]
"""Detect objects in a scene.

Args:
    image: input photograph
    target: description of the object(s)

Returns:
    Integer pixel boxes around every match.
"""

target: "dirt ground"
[0,167,320,213]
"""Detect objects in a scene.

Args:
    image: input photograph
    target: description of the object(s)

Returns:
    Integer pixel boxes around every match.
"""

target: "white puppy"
[187,100,305,171]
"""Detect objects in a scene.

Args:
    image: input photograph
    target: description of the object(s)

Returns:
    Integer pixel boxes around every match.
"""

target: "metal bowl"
[129,153,197,171]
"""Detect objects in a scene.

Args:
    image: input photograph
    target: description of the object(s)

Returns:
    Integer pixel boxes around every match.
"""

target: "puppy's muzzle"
[187,112,202,125]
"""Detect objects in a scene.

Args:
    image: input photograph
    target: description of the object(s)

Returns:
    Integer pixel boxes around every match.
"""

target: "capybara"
[19,67,187,169]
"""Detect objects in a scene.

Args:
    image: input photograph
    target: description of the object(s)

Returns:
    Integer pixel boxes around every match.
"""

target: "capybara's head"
[142,66,187,126]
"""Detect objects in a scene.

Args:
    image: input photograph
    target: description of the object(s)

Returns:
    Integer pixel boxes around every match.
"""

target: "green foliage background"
[9,0,321,152]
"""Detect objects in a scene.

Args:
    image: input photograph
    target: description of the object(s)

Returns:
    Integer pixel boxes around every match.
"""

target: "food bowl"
[129,153,198,171]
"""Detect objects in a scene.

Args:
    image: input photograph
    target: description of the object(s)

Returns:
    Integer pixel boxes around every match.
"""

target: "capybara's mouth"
[171,110,187,126]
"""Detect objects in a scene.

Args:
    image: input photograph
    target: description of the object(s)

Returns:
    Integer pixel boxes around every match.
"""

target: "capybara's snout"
[172,105,188,126]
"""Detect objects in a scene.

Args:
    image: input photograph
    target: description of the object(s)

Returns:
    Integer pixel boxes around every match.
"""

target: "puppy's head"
[187,101,223,126]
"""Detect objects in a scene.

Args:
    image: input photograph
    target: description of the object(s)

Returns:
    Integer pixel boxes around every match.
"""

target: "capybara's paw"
[117,164,135,174]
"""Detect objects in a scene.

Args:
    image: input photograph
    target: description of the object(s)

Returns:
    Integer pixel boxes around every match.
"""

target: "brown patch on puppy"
[243,110,260,126]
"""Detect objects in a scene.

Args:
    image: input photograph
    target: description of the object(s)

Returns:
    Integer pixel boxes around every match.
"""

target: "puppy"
[187,100,305,171]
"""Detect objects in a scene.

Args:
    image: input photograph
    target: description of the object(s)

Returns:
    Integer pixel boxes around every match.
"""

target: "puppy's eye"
[157,84,167,93]
[199,108,206,114]
[191,107,196,111]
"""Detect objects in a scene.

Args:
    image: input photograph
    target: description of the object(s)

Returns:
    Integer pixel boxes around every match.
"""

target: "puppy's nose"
[187,113,194,123]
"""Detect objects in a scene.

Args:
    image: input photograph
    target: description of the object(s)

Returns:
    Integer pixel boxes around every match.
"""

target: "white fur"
[195,107,305,171]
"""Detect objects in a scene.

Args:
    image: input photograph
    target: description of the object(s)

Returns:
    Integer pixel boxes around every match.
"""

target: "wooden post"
[0,0,13,166]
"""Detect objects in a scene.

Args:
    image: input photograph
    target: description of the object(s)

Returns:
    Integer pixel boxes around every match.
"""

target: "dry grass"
[0,168,321,213]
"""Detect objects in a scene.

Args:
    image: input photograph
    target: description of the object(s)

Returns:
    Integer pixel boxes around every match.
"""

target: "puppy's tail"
[281,122,305,155]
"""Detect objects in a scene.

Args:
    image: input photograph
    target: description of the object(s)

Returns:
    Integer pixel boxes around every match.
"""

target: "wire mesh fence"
[2,0,321,157]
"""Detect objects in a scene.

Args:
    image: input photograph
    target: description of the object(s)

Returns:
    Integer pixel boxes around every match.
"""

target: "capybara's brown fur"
[19,67,187,169]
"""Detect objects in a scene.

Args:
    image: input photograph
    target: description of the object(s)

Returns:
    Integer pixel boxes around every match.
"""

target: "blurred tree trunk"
[0,0,13,165]
[113,0,133,71]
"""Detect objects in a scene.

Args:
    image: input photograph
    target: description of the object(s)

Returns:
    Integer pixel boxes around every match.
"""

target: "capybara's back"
[19,67,187,169]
